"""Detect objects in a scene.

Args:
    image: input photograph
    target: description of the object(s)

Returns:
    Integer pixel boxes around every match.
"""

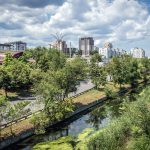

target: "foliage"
[3,53,13,66]
[90,54,106,89]
[5,101,31,135]
[34,56,87,123]
[139,58,150,83]
[8,59,32,89]
[0,66,11,97]
[107,55,131,88]
[0,96,8,139]
[76,50,82,56]
[104,87,117,99]
[90,53,102,64]
[31,112,49,134]
[30,47,66,71]
[90,50,98,55]
[33,129,94,150]
[33,136,74,150]
[0,54,32,96]
[127,135,150,150]
[76,86,150,150]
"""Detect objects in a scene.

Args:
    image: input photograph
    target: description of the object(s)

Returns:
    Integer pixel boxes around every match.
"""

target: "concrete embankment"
[0,85,142,149]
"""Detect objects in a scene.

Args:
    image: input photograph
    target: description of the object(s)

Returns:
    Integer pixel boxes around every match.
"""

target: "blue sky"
[0,0,150,56]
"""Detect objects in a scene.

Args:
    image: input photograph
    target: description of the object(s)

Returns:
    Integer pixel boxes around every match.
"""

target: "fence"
[0,87,95,129]
[1,81,146,129]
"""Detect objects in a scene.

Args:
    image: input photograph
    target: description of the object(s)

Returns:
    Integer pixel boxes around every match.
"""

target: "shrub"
[104,87,117,99]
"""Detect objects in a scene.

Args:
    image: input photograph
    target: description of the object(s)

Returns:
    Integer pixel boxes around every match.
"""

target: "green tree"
[90,54,106,89]
[90,66,107,89]
[90,50,98,55]
[128,58,141,87]
[9,59,31,89]
[0,96,8,139]
[3,53,13,66]
[5,101,30,135]
[107,55,131,88]
[90,53,102,64]
[31,57,87,134]
[0,67,11,97]
[76,50,82,56]
[30,47,66,71]
[31,112,49,134]
[140,58,150,83]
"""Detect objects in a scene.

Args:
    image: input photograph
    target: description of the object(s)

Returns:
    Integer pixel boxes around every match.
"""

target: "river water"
[5,86,142,150]
[5,98,120,150]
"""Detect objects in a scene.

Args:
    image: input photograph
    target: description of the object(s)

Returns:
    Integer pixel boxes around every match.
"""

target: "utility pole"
[69,42,72,58]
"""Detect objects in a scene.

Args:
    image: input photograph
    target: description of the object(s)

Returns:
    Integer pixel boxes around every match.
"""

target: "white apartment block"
[99,42,127,62]
[52,40,68,54]
[130,48,145,58]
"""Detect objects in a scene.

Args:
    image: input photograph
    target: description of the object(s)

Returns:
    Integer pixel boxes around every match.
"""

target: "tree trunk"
[119,84,122,89]
[4,88,8,98]
[0,123,2,141]
[10,123,13,136]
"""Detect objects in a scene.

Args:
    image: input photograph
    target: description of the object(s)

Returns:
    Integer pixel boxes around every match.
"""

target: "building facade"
[130,48,145,58]
[99,42,113,62]
[52,40,68,54]
[0,44,11,51]
[0,41,27,51]
[79,37,94,56]
[99,42,127,62]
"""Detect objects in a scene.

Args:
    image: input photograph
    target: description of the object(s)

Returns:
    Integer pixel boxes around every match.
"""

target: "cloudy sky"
[0,0,150,55]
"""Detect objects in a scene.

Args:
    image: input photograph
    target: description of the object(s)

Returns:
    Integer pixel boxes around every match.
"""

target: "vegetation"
[33,128,94,150]
[0,46,150,149]
[76,86,150,150]
[33,84,150,150]
[90,53,107,89]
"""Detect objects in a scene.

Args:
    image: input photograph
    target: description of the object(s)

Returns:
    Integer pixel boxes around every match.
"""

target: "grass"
[0,88,35,101]
[0,82,130,140]
[73,82,127,107]
[76,85,150,150]
[1,118,33,139]
[33,136,74,150]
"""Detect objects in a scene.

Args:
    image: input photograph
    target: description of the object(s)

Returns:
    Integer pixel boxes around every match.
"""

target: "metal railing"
[0,87,95,129]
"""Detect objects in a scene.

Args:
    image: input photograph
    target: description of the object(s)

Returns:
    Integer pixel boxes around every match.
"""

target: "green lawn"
[0,82,130,139]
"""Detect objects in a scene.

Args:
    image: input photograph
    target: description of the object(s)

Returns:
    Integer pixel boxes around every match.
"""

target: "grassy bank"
[0,82,123,139]
[33,85,150,150]
[77,86,150,150]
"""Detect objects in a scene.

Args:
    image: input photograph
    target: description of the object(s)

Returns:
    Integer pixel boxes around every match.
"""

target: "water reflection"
[5,89,143,150]
[86,106,106,130]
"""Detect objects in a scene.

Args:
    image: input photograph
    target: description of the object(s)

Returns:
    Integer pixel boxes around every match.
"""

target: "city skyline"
[0,0,150,56]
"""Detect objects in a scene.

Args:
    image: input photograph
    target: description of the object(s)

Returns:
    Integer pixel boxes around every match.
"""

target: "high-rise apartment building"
[99,42,113,61]
[130,48,145,58]
[0,41,27,51]
[99,42,127,62]
[79,37,94,56]
[52,40,68,54]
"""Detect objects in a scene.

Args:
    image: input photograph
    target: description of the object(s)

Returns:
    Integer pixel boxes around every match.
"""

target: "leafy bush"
[77,86,150,150]
[104,87,117,99]
[33,136,74,150]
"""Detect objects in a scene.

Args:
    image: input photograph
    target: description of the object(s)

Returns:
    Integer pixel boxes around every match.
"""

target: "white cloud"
[0,0,150,55]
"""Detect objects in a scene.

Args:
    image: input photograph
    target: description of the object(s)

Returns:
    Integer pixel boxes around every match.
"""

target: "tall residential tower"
[79,37,94,56]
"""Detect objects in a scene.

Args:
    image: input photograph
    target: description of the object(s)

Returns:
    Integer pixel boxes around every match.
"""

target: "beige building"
[52,40,68,54]
[130,48,145,58]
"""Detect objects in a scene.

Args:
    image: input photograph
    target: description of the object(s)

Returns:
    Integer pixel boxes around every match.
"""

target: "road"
[1,80,94,124]
[10,80,95,113]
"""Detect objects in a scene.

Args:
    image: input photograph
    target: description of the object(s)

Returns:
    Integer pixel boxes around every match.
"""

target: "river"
[4,85,144,150]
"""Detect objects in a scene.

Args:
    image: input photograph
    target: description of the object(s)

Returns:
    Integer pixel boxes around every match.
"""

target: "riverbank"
[33,84,150,150]
[0,82,145,149]
[0,82,123,139]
